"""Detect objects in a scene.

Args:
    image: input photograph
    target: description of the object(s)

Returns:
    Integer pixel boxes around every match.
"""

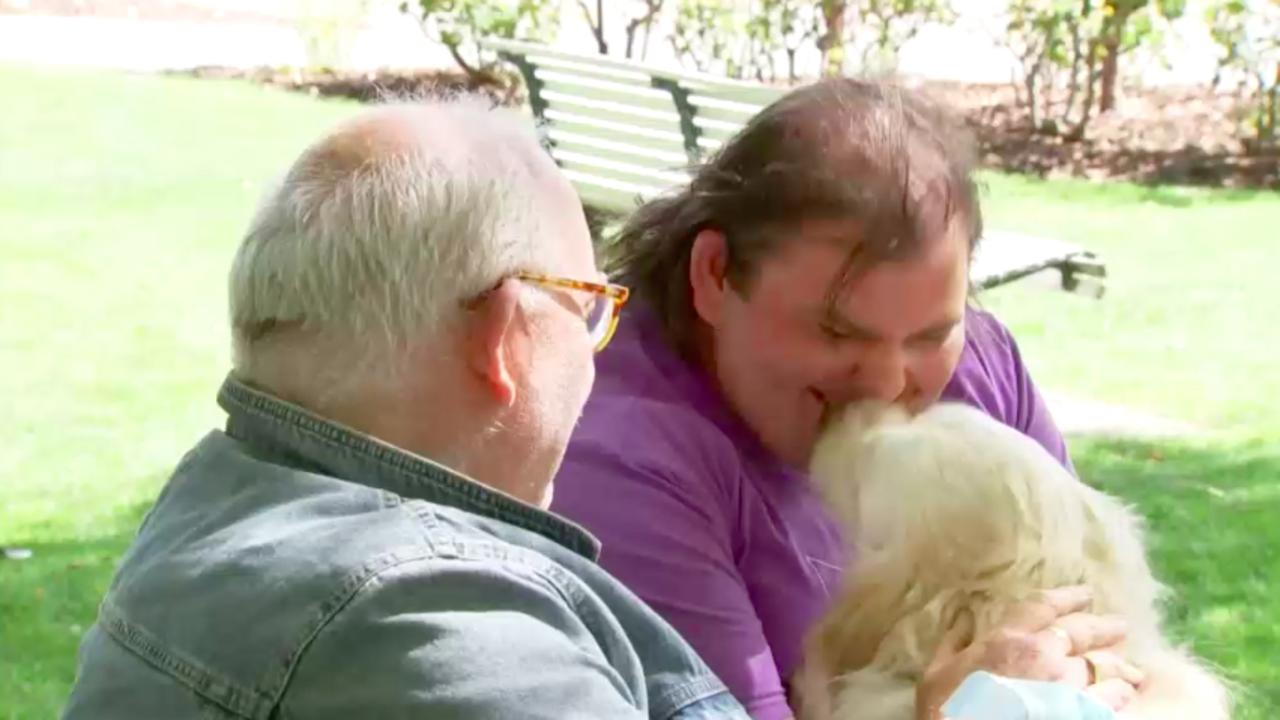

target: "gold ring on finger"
[1082,651,1112,683]
[1081,652,1099,685]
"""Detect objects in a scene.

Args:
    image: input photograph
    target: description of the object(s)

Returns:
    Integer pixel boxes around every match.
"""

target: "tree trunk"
[1040,63,1055,131]
[1097,5,1126,114]
[1268,67,1280,144]
[819,0,847,76]
[596,0,608,54]
[624,1,662,60]
[641,22,652,60]
[1071,44,1101,140]
[1099,36,1120,112]
[445,40,481,79]
[1026,55,1042,131]
[577,0,608,55]
[1023,27,1056,132]
[1061,18,1084,127]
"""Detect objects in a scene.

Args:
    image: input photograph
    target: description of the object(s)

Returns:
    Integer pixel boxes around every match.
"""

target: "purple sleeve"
[553,434,794,720]
[946,309,1075,474]
[1005,329,1077,476]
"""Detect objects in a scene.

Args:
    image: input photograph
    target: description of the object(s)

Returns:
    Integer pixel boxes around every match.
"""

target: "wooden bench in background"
[483,38,1106,297]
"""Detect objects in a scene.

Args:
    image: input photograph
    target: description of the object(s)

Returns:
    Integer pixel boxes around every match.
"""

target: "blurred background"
[0,0,1276,717]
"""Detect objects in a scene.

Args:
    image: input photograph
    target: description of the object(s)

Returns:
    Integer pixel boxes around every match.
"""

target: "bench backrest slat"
[534,69,675,108]
[541,108,685,145]
[551,148,690,185]
[545,128,690,166]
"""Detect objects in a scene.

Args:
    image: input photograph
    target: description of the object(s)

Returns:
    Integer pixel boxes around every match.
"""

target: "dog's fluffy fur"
[795,402,1229,720]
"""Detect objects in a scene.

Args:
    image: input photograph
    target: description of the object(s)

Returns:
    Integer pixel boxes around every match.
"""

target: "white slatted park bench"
[482,38,1106,297]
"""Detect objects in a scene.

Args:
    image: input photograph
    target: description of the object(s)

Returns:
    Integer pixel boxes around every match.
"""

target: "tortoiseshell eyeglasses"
[515,272,631,352]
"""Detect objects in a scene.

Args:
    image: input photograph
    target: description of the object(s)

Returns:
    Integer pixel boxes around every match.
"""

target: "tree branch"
[624,0,663,59]
[576,0,609,54]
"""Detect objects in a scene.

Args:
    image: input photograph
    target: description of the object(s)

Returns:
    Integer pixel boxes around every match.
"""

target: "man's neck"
[325,387,548,508]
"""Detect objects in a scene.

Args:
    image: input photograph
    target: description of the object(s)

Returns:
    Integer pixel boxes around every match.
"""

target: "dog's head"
[806,401,1165,677]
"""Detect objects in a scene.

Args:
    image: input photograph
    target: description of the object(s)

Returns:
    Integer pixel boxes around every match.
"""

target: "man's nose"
[829,345,909,405]
[864,342,910,402]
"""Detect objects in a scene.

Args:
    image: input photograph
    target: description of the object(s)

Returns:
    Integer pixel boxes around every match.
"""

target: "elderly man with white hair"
[62,98,749,719]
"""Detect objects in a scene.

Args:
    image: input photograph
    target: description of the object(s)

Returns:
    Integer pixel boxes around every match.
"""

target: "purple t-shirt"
[552,305,1072,720]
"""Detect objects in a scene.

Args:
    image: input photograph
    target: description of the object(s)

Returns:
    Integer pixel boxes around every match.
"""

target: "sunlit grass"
[1,64,1276,718]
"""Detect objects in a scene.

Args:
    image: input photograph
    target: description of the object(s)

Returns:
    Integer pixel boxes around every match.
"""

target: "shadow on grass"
[1123,183,1280,208]
[983,169,1280,209]
[0,498,153,720]
[1072,436,1280,719]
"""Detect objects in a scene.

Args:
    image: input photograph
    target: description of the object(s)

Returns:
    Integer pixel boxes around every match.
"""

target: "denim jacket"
[63,376,747,719]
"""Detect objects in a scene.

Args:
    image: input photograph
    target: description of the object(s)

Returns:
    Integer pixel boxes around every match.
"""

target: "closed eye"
[820,321,874,343]
[909,328,955,347]
[820,323,847,340]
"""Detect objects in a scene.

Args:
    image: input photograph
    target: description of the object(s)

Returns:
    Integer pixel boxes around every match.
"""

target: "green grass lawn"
[1,64,1277,718]
[979,173,1280,440]
[0,64,359,717]
[977,175,1280,716]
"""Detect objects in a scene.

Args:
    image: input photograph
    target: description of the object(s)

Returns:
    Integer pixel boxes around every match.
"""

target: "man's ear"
[466,278,523,408]
[689,227,730,327]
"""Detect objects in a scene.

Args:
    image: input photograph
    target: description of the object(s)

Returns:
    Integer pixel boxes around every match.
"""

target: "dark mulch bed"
[925,81,1279,190]
[180,66,1278,190]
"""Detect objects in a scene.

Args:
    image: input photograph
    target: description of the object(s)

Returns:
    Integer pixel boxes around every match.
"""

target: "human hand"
[915,586,1145,720]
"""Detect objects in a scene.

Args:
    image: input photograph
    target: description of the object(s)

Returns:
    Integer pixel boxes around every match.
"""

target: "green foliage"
[743,0,822,81]
[1205,0,1280,146]
[851,0,955,73]
[400,0,560,75]
[622,0,667,59]
[672,0,951,81]
[1004,0,1093,128]
[296,0,374,69]
[670,0,744,76]
[1003,0,1184,137]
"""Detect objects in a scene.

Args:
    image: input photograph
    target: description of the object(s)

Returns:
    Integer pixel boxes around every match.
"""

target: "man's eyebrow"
[821,309,881,340]
[907,317,962,340]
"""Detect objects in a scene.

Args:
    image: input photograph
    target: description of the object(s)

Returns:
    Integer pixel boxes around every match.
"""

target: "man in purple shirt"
[553,79,1136,719]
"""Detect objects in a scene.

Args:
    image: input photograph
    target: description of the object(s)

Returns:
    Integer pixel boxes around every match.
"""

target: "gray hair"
[228,97,550,403]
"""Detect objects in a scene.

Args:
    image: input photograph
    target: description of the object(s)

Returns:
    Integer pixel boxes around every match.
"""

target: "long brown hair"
[605,78,984,357]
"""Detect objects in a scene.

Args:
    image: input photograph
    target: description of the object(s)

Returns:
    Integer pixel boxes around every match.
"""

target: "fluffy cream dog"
[796,401,1228,720]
